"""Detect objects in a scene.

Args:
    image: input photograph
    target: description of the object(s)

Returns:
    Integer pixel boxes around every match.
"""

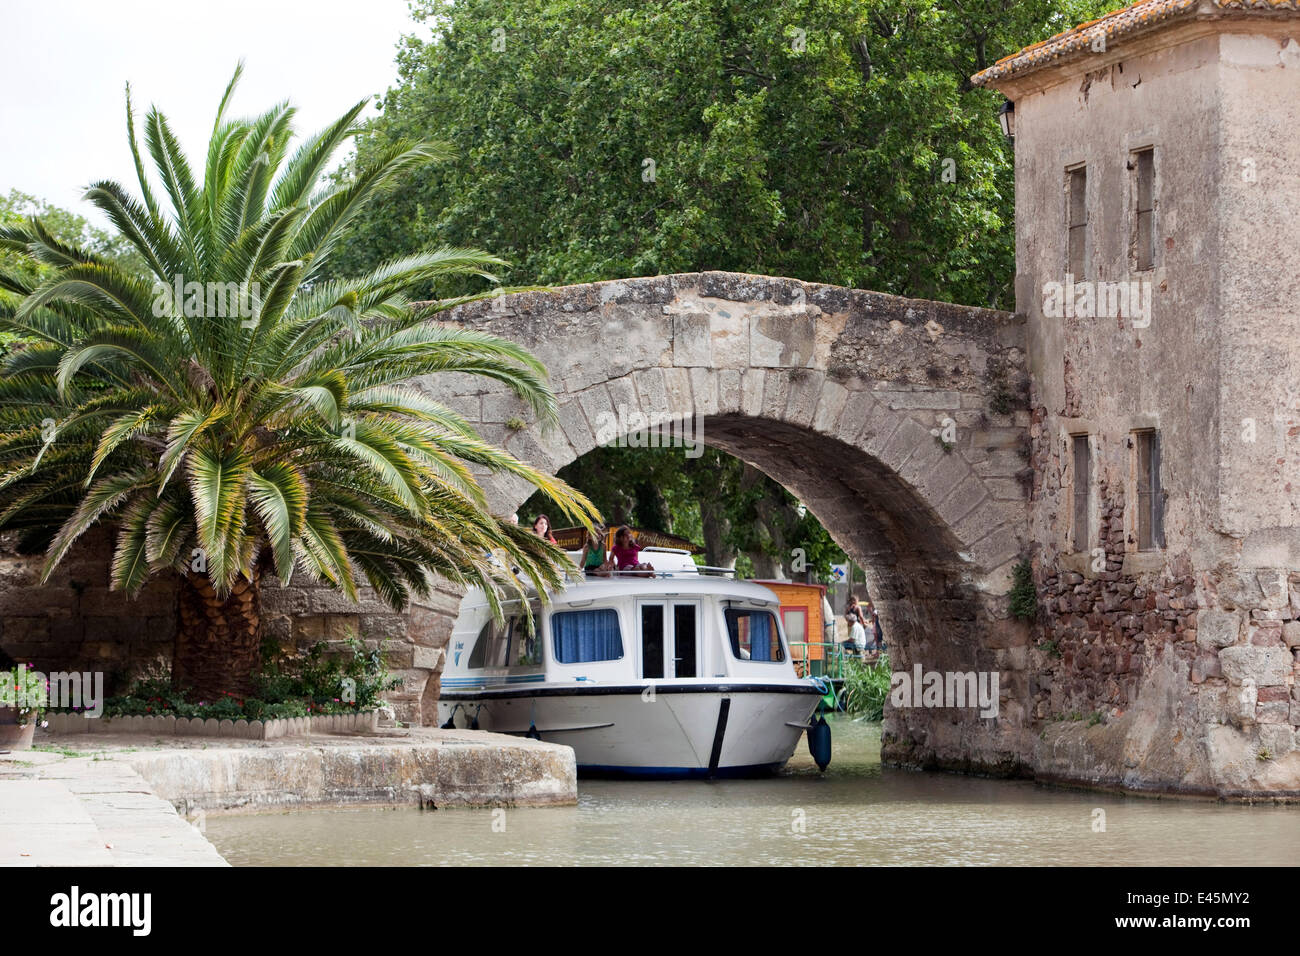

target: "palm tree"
[0,67,596,700]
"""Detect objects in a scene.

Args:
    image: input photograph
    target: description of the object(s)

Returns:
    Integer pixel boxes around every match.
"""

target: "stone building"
[973,0,1300,794]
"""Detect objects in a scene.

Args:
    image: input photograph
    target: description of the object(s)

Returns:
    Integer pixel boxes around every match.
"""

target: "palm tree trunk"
[172,572,262,700]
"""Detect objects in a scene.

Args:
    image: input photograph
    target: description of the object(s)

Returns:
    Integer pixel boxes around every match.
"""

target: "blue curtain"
[750,612,773,661]
[726,609,777,661]
[552,609,623,663]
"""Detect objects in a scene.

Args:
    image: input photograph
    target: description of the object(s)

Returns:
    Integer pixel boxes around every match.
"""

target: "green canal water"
[204,718,1300,866]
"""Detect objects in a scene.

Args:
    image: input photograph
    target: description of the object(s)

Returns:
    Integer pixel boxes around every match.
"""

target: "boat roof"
[546,575,781,608]
[458,573,781,614]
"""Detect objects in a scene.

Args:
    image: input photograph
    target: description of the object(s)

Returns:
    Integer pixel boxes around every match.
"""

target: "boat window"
[467,616,514,669]
[552,608,624,664]
[641,605,665,679]
[673,604,698,678]
[724,608,785,662]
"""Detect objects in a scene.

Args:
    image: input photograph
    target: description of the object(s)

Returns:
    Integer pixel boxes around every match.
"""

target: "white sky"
[0,0,419,227]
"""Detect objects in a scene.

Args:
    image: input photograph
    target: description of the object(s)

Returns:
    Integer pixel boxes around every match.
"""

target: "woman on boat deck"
[532,514,558,544]
[611,526,655,575]
[579,526,614,577]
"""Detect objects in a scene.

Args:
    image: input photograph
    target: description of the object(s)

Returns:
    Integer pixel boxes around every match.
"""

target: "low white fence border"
[44,710,380,739]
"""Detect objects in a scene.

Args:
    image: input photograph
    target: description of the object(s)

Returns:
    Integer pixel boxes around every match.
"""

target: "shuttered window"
[1072,434,1091,551]
[1068,165,1088,278]
[1135,430,1165,550]
[1133,148,1155,271]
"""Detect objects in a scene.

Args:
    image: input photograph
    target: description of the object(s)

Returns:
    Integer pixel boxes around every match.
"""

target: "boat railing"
[561,565,738,583]
[787,640,876,681]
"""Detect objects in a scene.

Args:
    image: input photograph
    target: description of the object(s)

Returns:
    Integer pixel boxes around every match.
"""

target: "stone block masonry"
[0,527,464,728]
[1027,401,1300,796]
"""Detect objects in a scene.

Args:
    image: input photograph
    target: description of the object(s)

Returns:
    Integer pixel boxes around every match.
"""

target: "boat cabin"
[445,547,800,689]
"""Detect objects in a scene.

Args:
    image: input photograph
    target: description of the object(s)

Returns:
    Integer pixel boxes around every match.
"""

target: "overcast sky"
[0,0,418,226]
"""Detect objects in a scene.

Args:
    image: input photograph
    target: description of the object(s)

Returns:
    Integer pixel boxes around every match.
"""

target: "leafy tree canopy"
[0,191,144,355]
[339,0,1114,579]
[337,0,1111,307]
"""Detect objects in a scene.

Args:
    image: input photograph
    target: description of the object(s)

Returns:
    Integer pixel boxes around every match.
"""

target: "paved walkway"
[0,750,227,867]
[1,726,576,866]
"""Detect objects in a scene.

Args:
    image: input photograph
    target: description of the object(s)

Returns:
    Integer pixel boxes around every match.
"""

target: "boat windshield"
[466,610,542,668]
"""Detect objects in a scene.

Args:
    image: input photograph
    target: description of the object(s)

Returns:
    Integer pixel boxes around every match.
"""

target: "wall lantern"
[997,99,1015,143]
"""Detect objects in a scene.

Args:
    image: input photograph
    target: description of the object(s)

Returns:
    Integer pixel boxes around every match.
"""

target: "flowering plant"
[0,665,49,726]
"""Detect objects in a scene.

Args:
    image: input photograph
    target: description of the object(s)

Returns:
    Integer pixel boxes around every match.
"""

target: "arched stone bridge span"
[421,272,1034,772]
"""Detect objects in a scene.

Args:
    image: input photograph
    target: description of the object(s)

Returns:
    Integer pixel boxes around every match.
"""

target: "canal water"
[204,718,1300,866]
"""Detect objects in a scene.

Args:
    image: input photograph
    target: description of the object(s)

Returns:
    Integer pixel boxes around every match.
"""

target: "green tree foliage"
[0,191,144,356]
[337,0,1111,306]
[341,0,1113,575]
[521,444,847,578]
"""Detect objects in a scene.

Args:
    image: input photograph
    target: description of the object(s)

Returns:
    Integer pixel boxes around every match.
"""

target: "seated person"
[610,525,655,575]
[579,526,614,577]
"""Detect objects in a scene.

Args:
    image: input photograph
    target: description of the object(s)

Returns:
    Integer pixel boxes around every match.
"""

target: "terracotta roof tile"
[972,0,1300,87]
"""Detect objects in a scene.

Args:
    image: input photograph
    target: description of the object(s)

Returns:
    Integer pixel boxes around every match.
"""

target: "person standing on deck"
[844,594,867,652]
[848,610,868,655]
[863,602,885,653]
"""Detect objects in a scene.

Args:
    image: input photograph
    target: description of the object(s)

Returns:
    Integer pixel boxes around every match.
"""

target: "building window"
[1067,165,1088,278]
[1071,434,1091,552]
[552,608,623,663]
[1132,148,1155,271]
[725,607,785,662]
[1134,430,1165,550]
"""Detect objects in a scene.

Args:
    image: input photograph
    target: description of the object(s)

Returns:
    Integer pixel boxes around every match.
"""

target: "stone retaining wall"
[0,528,464,727]
[124,732,577,810]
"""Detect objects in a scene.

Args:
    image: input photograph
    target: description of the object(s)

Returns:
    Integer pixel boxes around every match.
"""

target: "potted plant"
[0,665,48,751]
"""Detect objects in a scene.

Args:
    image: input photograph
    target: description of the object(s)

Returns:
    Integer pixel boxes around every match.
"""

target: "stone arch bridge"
[420,272,1033,772]
[0,271,1033,776]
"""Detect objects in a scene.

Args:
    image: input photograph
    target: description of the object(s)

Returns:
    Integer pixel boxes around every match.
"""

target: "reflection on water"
[205,718,1300,866]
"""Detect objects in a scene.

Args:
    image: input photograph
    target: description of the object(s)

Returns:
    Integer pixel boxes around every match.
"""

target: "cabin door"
[638,601,701,679]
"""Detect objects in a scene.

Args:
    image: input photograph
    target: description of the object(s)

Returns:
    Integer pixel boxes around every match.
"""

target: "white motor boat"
[437,547,831,778]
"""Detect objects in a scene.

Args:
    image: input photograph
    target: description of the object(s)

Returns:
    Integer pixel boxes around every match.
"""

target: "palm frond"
[0,73,599,623]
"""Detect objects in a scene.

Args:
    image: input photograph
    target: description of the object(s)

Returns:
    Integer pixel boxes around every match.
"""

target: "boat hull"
[438,683,821,778]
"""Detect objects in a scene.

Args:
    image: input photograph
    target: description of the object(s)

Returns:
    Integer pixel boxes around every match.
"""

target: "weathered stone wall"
[1215,28,1300,536]
[258,572,464,726]
[0,529,463,726]
[0,529,178,684]
[999,18,1300,795]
